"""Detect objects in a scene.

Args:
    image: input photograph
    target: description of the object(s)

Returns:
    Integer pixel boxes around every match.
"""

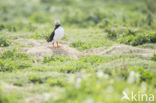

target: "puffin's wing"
[47,31,55,42]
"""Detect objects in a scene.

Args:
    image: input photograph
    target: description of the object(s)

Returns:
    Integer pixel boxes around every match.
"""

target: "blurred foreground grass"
[0,0,156,103]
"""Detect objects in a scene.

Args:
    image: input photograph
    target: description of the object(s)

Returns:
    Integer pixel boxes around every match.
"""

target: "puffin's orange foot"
[53,45,59,48]
[53,45,57,48]
[57,45,61,48]
[56,41,60,48]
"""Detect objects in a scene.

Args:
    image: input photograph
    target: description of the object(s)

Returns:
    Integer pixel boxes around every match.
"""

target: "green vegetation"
[0,49,31,72]
[0,0,156,103]
[106,27,156,46]
[151,53,156,61]
[0,35,11,47]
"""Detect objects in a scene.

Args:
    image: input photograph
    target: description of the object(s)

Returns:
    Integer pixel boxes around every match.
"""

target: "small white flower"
[75,78,81,88]
[44,93,51,101]
[103,74,109,79]
[75,73,82,88]
[106,86,114,93]
[83,98,95,103]
[109,79,114,84]
[97,71,109,79]
[97,71,104,78]
[135,73,140,82]
[127,71,140,83]
[141,82,147,91]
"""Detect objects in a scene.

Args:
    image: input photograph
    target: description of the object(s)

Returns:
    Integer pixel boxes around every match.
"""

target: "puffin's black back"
[47,24,61,42]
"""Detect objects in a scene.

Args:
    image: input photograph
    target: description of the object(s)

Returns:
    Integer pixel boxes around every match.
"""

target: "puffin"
[47,20,64,48]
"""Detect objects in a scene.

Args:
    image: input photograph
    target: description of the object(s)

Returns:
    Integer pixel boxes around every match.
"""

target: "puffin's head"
[55,20,60,25]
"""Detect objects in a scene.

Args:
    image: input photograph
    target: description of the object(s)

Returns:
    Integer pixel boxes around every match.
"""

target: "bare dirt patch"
[84,44,155,57]
[13,39,155,58]
[12,39,43,47]
[13,39,82,59]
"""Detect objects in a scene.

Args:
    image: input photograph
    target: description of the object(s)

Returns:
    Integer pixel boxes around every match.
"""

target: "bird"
[47,20,64,48]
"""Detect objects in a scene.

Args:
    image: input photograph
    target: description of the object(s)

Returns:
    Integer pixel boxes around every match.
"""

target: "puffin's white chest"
[54,27,64,41]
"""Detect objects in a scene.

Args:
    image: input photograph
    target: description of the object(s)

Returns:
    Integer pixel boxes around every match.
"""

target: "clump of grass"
[80,55,105,65]
[120,34,149,46]
[151,53,156,61]
[58,61,89,73]
[46,78,66,87]
[0,49,29,60]
[0,24,5,30]
[28,74,45,84]
[0,36,11,47]
[28,33,48,40]
[13,80,25,87]
[130,66,153,82]
[0,24,17,32]
[43,55,73,63]
[118,29,148,46]
[149,32,156,43]
[28,74,66,85]
[105,27,117,39]
[106,27,156,46]
[0,86,17,103]
[0,59,15,72]
[70,40,89,50]
[0,49,31,72]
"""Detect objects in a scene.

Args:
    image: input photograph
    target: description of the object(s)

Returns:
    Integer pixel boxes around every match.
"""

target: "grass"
[0,35,11,47]
[67,28,115,50]
[0,25,156,103]
[0,0,156,103]
[0,52,156,102]
[0,49,32,72]
[151,53,156,61]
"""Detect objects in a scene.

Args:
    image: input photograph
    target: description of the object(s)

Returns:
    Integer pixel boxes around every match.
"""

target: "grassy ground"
[0,0,156,103]
[0,28,156,103]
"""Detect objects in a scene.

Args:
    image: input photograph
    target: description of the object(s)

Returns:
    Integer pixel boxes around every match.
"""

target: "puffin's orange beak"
[55,22,59,25]
[55,20,60,25]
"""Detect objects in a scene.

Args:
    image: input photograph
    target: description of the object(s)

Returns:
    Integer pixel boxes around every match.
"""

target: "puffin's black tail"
[47,36,52,42]
[47,31,55,42]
